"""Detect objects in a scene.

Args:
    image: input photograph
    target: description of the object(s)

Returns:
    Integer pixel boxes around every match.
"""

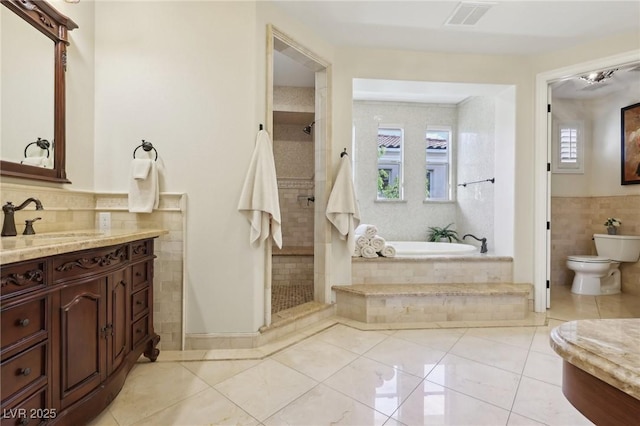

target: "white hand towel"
[353,246,362,257]
[371,236,386,252]
[21,157,47,167]
[355,224,378,239]
[380,244,396,258]
[326,155,361,253]
[238,130,282,249]
[361,245,378,258]
[128,160,159,213]
[131,158,152,180]
[356,235,370,248]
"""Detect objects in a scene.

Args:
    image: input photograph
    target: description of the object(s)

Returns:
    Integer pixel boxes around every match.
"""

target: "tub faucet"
[463,234,488,253]
[2,198,44,237]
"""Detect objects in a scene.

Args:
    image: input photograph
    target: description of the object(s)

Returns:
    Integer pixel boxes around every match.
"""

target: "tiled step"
[332,283,531,323]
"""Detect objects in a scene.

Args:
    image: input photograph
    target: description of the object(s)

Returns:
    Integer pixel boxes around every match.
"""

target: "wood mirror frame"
[0,0,77,183]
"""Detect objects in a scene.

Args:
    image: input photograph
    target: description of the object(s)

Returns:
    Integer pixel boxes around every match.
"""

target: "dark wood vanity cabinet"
[1,239,159,425]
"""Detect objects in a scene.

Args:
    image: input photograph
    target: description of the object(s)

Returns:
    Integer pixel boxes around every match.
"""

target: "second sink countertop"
[550,318,640,400]
[0,228,168,265]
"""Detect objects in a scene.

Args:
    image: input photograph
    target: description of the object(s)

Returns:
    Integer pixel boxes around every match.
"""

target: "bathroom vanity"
[550,319,640,426]
[1,229,166,425]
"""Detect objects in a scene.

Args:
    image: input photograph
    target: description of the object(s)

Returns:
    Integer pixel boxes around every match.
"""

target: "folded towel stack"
[351,224,396,258]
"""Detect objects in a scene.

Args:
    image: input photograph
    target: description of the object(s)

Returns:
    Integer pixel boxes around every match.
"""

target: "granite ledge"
[352,255,512,262]
[333,283,530,297]
[1,228,168,264]
[550,319,640,400]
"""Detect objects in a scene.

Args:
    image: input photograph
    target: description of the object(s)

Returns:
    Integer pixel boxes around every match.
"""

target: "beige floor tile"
[181,359,262,387]
[271,337,359,381]
[214,359,317,421]
[392,381,510,426]
[512,376,593,425]
[263,384,390,426]
[426,354,521,410]
[323,357,422,416]
[108,362,210,426]
[131,388,258,426]
[362,335,447,378]
[449,334,530,374]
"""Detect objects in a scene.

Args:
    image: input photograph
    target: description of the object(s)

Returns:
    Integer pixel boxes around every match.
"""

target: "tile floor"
[90,285,640,426]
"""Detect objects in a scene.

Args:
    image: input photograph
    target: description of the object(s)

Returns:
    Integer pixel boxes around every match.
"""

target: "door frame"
[533,50,640,312]
[265,25,332,326]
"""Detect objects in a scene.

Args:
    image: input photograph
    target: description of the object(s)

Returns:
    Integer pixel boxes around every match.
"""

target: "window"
[377,127,403,200]
[553,121,584,173]
[425,128,451,200]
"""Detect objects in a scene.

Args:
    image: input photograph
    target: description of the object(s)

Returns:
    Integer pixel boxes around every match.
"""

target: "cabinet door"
[107,268,130,374]
[55,278,107,410]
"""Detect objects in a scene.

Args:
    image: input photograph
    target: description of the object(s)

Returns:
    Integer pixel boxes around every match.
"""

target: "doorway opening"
[534,51,640,312]
[265,26,331,327]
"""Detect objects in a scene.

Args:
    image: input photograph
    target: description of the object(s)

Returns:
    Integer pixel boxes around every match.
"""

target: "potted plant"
[427,223,460,242]
[604,218,622,235]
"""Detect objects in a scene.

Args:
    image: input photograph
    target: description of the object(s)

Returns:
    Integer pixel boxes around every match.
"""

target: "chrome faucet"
[463,234,488,253]
[1,198,44,237]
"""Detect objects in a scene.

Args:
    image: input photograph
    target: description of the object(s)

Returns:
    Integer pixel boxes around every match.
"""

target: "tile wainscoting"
[551,195,640,295]
[0,183,186,350]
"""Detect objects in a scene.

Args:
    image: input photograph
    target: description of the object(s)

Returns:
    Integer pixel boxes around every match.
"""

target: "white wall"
[352,100,457,241]
[456,96,496,249]
[551,80,640,197]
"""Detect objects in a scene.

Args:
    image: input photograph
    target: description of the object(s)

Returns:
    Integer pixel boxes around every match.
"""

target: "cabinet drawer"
[132,316,149,348]
[1,298,47,356]
[1,342,47,403]
[0,385,49,426]
[52,245,129,283]
[131,262,150,290]
[131,288,149,319]
[1,261,46,298]
[131,239,152,260]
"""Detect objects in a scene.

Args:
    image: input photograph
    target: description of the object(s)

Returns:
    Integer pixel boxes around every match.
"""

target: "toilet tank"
[593,234,640,262]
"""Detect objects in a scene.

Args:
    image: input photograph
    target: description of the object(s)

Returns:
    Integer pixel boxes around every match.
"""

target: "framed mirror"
[0,0,77,183]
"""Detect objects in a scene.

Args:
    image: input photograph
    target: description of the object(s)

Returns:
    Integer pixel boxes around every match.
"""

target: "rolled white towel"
[380,244,396,258]
[355,224,378,239]
[371,235,386,252]
[356,235,371,248]
[361,245,378,258]
[353,246,362,257]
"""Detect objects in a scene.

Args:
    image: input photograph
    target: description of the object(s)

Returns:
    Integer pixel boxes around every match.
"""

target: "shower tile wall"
[551,194,640,294]
[272,86,315,293]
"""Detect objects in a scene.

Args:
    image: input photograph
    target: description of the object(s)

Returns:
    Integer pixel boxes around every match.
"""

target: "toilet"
[567,234,640,295]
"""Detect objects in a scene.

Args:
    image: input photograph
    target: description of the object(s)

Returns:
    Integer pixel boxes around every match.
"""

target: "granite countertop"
[0,228,168,265]
[550,319,640,400]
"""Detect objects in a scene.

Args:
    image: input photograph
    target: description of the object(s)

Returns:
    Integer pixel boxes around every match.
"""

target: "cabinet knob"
[18,367,31,376]
[18,417,30,425]
[136,328,143,333]
[17,318,30,327]
[136,300,143,305]
[135,272,142,277]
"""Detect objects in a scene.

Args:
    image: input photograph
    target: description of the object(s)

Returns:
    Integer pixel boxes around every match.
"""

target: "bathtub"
[387,241,477,256]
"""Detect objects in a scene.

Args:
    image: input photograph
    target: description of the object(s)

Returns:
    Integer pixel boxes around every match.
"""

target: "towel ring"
[133,140,158,161]
[24,138,51,158]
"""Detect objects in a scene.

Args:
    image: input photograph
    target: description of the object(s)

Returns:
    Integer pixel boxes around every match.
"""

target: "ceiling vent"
[445,1,496,26]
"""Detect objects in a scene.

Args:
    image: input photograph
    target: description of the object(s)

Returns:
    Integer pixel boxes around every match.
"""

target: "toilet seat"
[567,255,610,263]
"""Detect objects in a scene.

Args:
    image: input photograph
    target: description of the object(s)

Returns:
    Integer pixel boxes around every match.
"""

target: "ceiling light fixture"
[580,69,617,84]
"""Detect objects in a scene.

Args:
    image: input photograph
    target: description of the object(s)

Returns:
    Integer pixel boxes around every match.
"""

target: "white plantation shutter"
[559,127,578,163]
[553,121,584,173]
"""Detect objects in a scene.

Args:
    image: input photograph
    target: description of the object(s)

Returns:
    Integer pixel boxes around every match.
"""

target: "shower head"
[303,121,315,135]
